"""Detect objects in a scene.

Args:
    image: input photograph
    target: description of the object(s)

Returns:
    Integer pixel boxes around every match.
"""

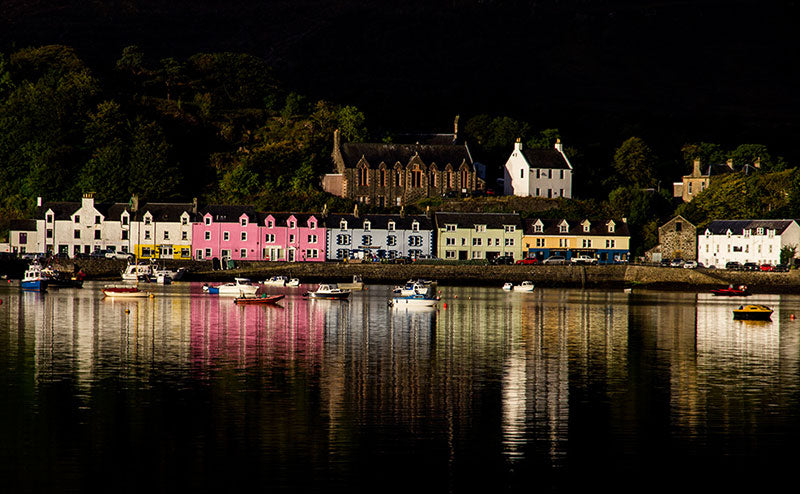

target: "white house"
[697,219,800,268]
[503,138,573,198]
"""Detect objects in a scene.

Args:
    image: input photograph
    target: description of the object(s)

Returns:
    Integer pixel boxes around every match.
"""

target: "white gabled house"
[698,219,800,267]
[503,138,573,198]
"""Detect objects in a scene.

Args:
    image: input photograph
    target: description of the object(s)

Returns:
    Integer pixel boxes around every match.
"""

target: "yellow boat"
[732,304,773,321]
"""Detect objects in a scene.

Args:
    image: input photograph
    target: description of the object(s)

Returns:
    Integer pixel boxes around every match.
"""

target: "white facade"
[42,195,132,256]
[503,139,573,198]
[128,206,194,259]
[697,220,800,267]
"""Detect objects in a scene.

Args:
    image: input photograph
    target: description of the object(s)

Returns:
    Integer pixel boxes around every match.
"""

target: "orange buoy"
[791,314,796,320]
[443,302,447,309]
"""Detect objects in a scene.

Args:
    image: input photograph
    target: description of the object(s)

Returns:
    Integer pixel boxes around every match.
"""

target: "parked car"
[490,255,514,265]
[760,264,774,271]
[515,257,538,265]
[774,263,790,272]
[543,256,567,265]
[743,262,759,271]
[683,260,698,269]
[571,255,598,265]
[725,261,742,270]
[670,258,684,267]
[104,249,134,260]
[659,259,671,267]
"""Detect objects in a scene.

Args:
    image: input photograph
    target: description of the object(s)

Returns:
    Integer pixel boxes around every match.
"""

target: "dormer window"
[309,221,316,229]
[504,225,515,233]
[583,223,590,233]
[412,221,419,232]
[364,221,371,231]
[241,217,248,227]
[388,221,395,231]
[204,216,211,225]
[267,219,274,228]
[559,222,568,233]
[46,214,53,224]
[181,216,188,225]
[474,224,486,233]
[340,220,348,230]
[608,224,614,233]
[144,216,151,225]
[757,227,764,235]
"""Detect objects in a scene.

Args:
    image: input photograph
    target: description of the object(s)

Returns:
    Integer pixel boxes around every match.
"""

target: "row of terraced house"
[7,194,631,264]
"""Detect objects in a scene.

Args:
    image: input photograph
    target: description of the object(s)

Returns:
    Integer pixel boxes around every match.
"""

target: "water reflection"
[3,283,800,491]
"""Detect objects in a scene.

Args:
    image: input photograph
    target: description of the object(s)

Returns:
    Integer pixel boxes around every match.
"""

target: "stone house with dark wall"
[646,215,697,262]
[322,129,483,206]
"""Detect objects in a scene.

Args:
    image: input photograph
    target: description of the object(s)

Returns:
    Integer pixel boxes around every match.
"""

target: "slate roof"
[198,205,258,223]
[522,218,631,237]
[138,203,195,222]
[9,219,37,231]
[260,212,322,226]
[521,148,571,170]
[435,212,522,230]
[340,142,472,169]
[36,201,132,220]
[703,219,796,235]
[325,213,434,231]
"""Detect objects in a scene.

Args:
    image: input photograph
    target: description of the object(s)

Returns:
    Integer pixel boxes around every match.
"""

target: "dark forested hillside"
[2,0,799,160]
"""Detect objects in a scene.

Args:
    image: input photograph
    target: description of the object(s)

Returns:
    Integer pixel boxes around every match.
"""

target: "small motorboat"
[502,282,513,291]
[122,261,154,282]
[203,278,259,296]
[339,275,365,291]
[21,262,49,292]
[304,284,351,300]
[390,294,437,307]
[711,284,749,296]
[512,281,535,292]
[233,294,285,305]
[733,304,773,321]
[263,276,288,287]
[393,279,435,297]
[286,278,301,287]
[102,285,151,298]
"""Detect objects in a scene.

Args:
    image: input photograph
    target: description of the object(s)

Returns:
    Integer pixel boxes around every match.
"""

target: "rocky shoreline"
[3,258,800,293]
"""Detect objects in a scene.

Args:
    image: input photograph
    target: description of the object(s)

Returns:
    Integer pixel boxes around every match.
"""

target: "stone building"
[646,215,697,262]
[322,128,483,206]
[673,158,760,202]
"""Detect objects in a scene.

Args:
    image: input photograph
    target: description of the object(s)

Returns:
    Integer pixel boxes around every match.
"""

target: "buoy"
[443,302,447,309]
[792,314,796,320]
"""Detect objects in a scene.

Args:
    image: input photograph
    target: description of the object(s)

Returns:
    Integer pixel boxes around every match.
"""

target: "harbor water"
[2,282,800,492]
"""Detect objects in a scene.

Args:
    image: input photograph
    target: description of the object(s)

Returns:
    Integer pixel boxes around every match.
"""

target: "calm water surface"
[2,282,800,493]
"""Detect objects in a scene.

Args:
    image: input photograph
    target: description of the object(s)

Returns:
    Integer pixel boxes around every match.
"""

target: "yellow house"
[522,218,630,264]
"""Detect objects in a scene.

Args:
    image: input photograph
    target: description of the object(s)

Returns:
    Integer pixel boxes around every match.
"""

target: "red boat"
[233,294,285,305]
[711,284,749,296]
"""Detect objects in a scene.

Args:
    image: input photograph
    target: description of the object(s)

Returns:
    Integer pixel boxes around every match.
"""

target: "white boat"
[338,275,365,291]
[286,278,300,287]
[304,284,350,300]
[502,282,513,291]
[512,281,535,292]
[391,294,437,307]
[263,276,288,287]
[204,277,259,296]
[151,263,188,281]
[21,262,49,292]
[393,279,435,297]
[101,285,151,298]
[122,262,154,282]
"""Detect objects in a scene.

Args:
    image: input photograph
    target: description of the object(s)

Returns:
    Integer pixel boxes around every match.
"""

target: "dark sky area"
[1,0,798,161]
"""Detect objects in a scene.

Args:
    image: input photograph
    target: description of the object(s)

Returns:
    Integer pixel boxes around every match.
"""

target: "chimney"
[353,203,359,218]
[693,159,701,177]
[82,192,94,210]
[37,196,42,207]
[334,128,341,151]
[191,197,198,214]
[453,115,459,140]
[425,205,431,219]
[321,203,328,218]
[514,137,522,152]
[400,205,405,218]
[554,138,563,153]
[131,194,139,212]
[754,157,761,169]
[726,158,734,170]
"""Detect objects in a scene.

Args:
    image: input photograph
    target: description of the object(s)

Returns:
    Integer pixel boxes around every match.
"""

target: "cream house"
[503,139,573,198]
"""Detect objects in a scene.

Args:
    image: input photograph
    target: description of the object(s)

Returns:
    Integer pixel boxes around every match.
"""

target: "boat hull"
[712,290,749,296]
[733,305,773,321]
[391,296,436,307]
[102,289,149,298]
[21,279,48,291]
[306,292,350,300]
[234,294,285,305]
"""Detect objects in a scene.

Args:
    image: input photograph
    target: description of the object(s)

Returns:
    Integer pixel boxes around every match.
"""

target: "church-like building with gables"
[322,122,484,206]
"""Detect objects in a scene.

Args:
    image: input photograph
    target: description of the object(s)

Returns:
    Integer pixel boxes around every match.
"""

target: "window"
[412,222,419,232]
[182,231,188,241]
[267,220,274,228]
[559,225,568,233]
[305,249,318,259]
[19,232,27,244]
[289,234,295,243]
[46,229,53,239]
[606,239,616,248]
[181,216,188,225]
[74,229,80,239]
[380,169,386,187]
[94,230,101,240]
[163,231,169,240]
[388,221,395,231]
[387,235,397,246]
[122,231,129,240]
[241,232,247,241]
[363,221,371,231]
[340,220,348,230]
[536,238,545,247]
[445,250,456,259]
[534,224,543,233]
[472,238,482,246]
[289,220,296,229]
[74,215,80,224]
[362,235,372,246]
[560,170,564,179]
[358,167,368,186]
[336,249,348,259]
[688,182,693,194]
[204,231,211,241]
[122,216,129,226]
[224,231,230,241]
[310,221,316,229]
[445,224,456,232]
[505,238,514,246]
[582,239,591,248]
[265,234,275,243]
[409,236,422,247]
[204,248,212,258]
[675,222,682,232]
[472,251,483,259]
[221,249,231,258]
[144,216,151,225]
[520,168,524,179]
[241,218,247,227]
[47,214,53,224]
[144,231,151,240]
[240,249,247,258]
[196,250,203,259]
[474,225,486,233]
[95,215,101,224]
[204,216,211,225]
[336,234,350,245]
[504,225,515,233]
[445,237,455,246]
[308,234,318,243]
[757,227,764,235]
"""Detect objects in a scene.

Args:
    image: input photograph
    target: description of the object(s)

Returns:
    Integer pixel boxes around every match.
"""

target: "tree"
[780,245,797,265]
[612,137,656,188]
[681,142,725,171]
[337,105,368,142]
[128,120,180,199]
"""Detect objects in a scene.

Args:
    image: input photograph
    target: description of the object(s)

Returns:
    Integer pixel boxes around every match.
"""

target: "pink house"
[262,213,326,262]
[192,206,261,260]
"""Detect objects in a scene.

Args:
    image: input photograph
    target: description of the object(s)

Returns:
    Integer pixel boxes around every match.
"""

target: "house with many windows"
[325,209,434,261]
[697,219,799,267]
[192,205,260,261]
[434,212,523,261]
[521,218,630,263]
[261,213,326,262]
[503,139,573,198]
[10,194,134,257]
[673,158,761,202]
[129,199,196,259]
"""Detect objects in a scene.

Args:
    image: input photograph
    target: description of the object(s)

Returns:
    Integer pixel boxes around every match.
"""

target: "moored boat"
[233,294,285,305]
[41,265,84,288]
[711,284,749,296]
[503,281,534,292]
[203,277,259,296]
[263,276,288,287]
[304,284,350,300]
[339,275,365,291]
[390,294,437,307]
[151,262,187,281]
[101,285,151,298]
[733,304,773,321]
[502,282,513,291]
[122,261,154,282]
[286,278,301,287]
[21,262,49,292]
